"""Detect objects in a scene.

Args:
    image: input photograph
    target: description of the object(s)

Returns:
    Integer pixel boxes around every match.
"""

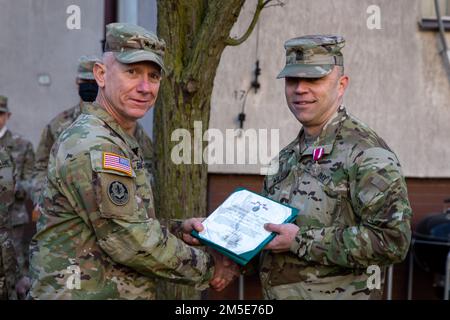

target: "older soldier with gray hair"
[31,55,155,224]
[28,23,238,300]
[260,35,412,299]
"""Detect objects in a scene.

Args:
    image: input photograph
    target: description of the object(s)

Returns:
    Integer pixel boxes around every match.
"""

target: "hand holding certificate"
[191,188,298,266]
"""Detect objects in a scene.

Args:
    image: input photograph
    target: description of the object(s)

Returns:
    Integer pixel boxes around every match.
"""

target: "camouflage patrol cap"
[277,35,345,79]
[104,23,166,71]
[0,95,8,113]
[77,55,100,80]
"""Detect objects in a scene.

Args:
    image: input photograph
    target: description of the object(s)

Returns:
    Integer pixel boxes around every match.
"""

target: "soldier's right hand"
[208,249,239,292]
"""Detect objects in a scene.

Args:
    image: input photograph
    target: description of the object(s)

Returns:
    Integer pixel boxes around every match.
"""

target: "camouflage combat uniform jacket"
[0,148,20,299]
[29,103,214,300]
[260,106,412,300]
[31,103,83,205]
[32,102,155,206]
[0,130,35,226]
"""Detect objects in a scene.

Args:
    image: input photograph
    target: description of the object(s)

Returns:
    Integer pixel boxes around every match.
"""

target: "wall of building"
[2,0,449,178]
[2,0,448,300]
[209,0,450,177]
[117,0,157,139]
[0,0,104,146]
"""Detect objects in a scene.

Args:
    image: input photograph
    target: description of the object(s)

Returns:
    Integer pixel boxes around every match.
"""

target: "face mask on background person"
[79,82,98,102]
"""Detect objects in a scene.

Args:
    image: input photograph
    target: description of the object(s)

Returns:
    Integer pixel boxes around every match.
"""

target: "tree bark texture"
[154,0,268,299]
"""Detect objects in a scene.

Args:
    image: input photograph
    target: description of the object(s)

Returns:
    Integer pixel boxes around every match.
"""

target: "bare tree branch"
[225,0,283,46]
[263,0,285,8]
[181,0,244,84]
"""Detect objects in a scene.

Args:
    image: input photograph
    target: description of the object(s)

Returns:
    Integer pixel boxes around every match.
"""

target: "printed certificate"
[191,188,298,265]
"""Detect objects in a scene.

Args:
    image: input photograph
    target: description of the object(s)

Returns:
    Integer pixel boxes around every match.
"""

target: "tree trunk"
[154,0,268,299]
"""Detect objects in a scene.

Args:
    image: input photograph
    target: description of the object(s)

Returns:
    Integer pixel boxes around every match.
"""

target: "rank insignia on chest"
[103,152,133,176]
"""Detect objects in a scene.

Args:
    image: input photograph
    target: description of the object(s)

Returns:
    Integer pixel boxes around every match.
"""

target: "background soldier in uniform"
[31,56,156,221]
[0,147,19,299]
[0,96,35,275]
[260,35,412,299]
[31,56,99,212]
[28,23,238,300]
[0,147,29,300]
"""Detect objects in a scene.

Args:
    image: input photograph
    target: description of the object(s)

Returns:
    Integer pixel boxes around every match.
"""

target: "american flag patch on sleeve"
[102,152,133,176]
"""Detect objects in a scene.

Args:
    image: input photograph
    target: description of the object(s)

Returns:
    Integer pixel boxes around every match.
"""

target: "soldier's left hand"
[180,217,205,246]
[263,223,299,253]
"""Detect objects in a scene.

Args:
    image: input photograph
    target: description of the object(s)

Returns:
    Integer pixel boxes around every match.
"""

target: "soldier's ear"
[338,74,349,96]
[93,62,106,88]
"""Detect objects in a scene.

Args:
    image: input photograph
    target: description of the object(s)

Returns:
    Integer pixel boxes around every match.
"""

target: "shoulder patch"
[103,152,133,176]
[370,175,391,192]
[107,180,130,205]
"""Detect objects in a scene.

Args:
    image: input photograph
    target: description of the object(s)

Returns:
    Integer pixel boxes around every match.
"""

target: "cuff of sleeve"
[289,227,310,258]
[168,219,184,238]
[290,227,329,263]
[194,252,215,291]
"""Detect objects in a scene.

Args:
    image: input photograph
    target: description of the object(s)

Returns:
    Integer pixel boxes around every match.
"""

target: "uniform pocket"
[287,168,350,228]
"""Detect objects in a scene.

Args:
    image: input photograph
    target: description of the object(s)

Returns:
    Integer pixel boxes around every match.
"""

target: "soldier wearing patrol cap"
[0,95,35,277]
[0,146,31,299]
[31,55,155,224]
[0,146,20,299]
[31,56,98,211]
[28,23,238,300]
[77,55,100,102]
[260,35,412,299]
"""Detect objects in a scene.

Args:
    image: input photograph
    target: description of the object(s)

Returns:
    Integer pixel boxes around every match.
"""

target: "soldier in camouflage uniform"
[260,35,412,299]
[31,56,156,218]
[0,96,35,274]
[32,56,100,208]
[28,23,238,300]
[0,147,20,299]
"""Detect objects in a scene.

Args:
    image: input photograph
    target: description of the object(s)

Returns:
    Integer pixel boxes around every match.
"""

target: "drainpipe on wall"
[434,0,450,80]
[118,0,138,24]
[118,0,155,139]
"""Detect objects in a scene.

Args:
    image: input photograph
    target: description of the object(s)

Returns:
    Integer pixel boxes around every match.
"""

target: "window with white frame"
[419,0,450,30]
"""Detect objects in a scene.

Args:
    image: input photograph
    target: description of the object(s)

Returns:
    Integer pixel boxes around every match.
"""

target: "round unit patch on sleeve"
[108,180,130,206]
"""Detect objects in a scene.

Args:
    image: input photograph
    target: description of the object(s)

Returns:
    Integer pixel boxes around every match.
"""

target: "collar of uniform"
[299,105,347,156]
[134,121,146,142]
[69,101,84,120]
[78,101,86,113]
[83,102,140,151]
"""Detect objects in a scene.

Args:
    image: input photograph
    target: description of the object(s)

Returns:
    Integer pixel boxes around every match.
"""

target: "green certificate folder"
[191,188,298,266]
